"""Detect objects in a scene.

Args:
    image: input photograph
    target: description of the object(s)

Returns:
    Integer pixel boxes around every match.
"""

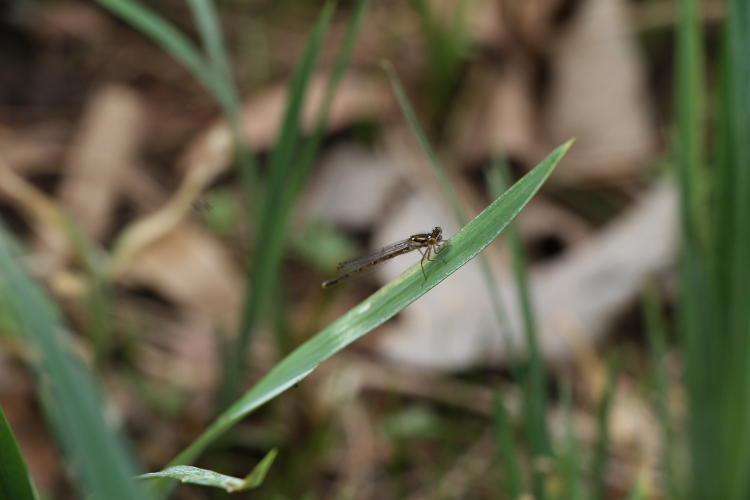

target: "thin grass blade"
[139,448,277,493]
[488,155,551,499]
[560,380,583,500]
[161,139,571,471]
[94,0,219,102]
[642,283,677,499]
[0,404,38,500]
[0,225,147,500]
[590,359,619,500]
[492,390,523,499]
[222,2,336,404]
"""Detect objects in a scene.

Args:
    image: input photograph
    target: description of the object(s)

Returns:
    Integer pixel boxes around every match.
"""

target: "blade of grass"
[710,0,750,496]
[0,404,38,500]
[413,0,471,113]
[383,61,514,345]
[671,0,716,497]
[185,0,257,198]
[625,470,650,500]
[560,379,583,500]
[94,0,223,106]
[674,0,704,245]
[159,140,571,476]
[222,2,336,404]
[187,0,235,97]
[139,448,277,493]
[488,155,551,500]
[285,0,370,202]
[492,390,523,499]
[467,151,559,500]
[96,0,258,209]
[672,0,750,497]
[590,359,619,500]
[0,225,147,500]
[641,283,677,500]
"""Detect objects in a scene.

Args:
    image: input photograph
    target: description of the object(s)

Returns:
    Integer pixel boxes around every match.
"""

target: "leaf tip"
[561,137,576,152]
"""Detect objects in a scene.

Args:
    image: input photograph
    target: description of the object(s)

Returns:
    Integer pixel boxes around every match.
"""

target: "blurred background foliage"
[0,0,744,499]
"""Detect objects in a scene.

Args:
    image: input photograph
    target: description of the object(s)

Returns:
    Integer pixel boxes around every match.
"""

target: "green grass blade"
[187,0,235,98]
[674,0,704,246]
[139,448,277,493]
[222,2,336,403]
[383,61,514,341]
[492,390,523,499]
[487,156,551,499]
[413,0,471,112]
[0,225,147,500]
[285,0,370,202]
[642,283,677,500]
[671,0,717,497]
[711,0,750,496]
[0,404,38,500]
[625,471,649,500]
[183,0,259,248]
[97,0,258,211]
[590,360,619,500]
[560,380,583,500]
[93,0,220,103]
[165,140,571,469]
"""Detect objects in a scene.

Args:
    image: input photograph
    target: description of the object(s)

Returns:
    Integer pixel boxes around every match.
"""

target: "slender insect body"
[321,227,445,288]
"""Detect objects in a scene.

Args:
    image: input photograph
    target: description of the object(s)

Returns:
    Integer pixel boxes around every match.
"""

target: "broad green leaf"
[167,139,572,467]
[140,449,277,493]
[0,405,38,500]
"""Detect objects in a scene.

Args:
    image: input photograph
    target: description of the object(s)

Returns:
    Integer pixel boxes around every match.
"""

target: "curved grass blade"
[162,139,572,470]
[0,226,146,500]
[139,449,277,493]
[0,404,38,500]
[94,0,218,101]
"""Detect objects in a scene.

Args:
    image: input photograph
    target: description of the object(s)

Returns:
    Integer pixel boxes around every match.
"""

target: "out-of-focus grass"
[159,141,570,476]
[228,0,370,402]
[220,0,336,406]
[642,283,677,499]
[413,0,471,115]
[591,360,619,500]
[492,391,523,498]
[0,225,147,500]
[0,404,38,500]
[487,157,551,500]
[674,0,750,497]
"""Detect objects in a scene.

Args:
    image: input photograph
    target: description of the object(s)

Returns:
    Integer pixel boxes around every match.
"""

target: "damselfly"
[321,226,445,288]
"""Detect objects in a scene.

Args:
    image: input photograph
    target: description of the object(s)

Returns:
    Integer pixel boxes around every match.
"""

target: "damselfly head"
[431,226,442,242]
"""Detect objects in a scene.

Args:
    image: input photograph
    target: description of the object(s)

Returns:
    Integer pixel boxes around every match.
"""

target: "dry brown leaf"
[300,145,403,230]
[543,0,657,181]
[59,85,144,240]
[136,311,219,390]
[120,223,242,328]
[178,72,394,176]
[448,60,542,167]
